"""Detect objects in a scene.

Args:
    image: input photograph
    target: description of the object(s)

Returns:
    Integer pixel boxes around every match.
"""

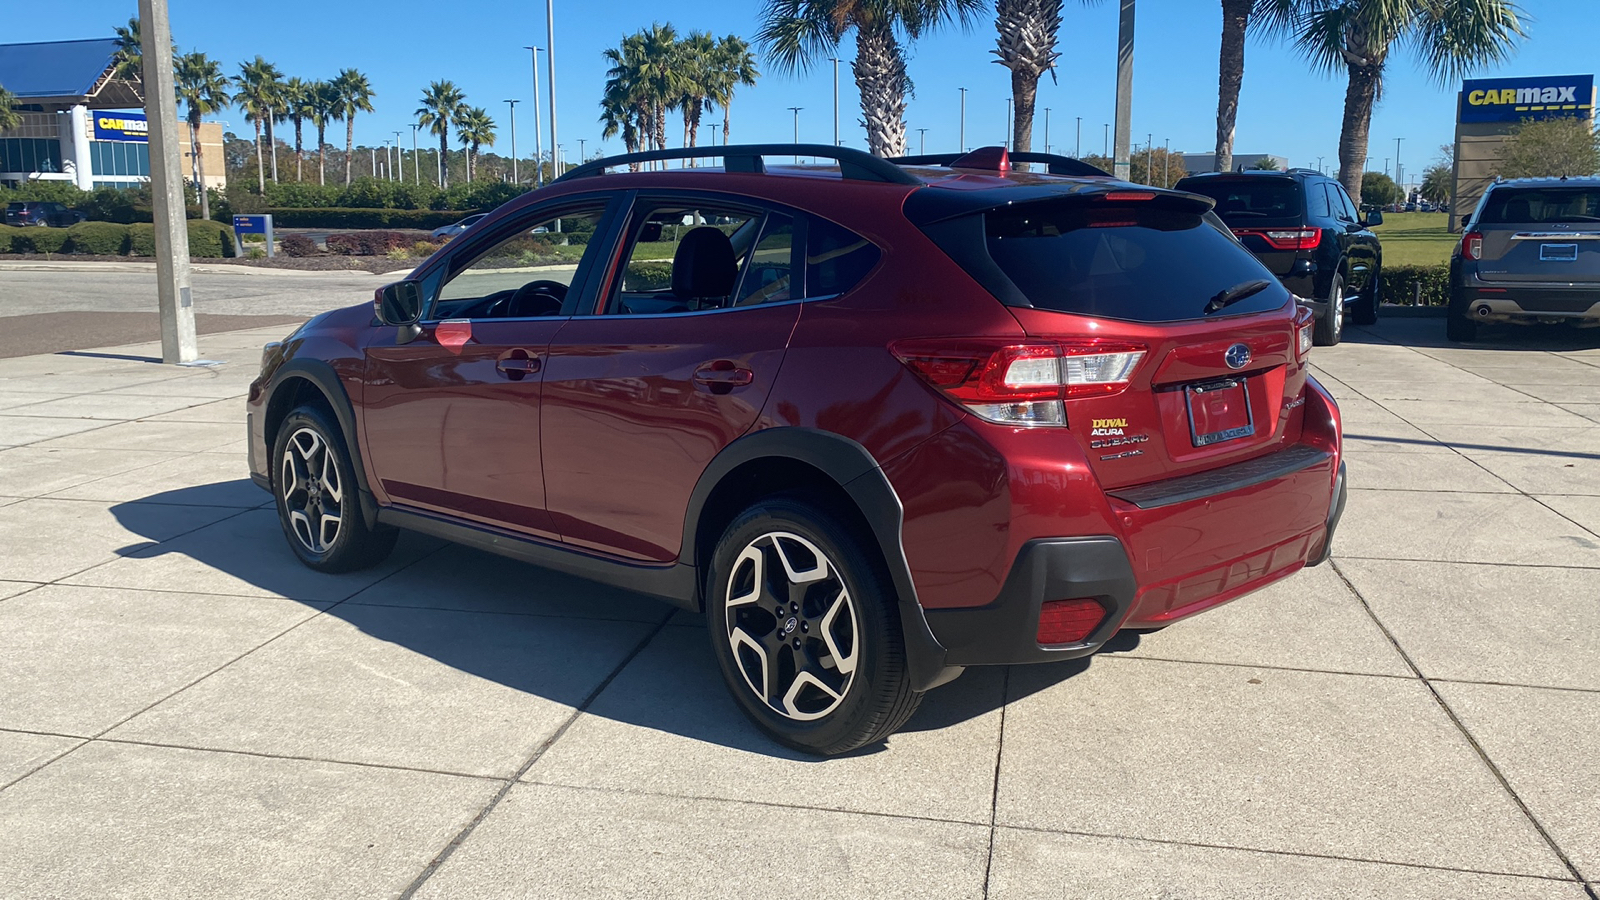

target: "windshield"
[1481,188,1600,224]
[984,201,1290,322]
[1175,178,1301,225]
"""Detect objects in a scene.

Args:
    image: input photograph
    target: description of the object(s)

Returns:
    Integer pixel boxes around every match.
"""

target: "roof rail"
[1286,167,1322,175]
[554,143,922,186]
[888,151,1111,177]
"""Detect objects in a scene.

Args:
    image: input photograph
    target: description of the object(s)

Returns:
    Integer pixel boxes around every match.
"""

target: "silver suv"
[1449,177,1600,342]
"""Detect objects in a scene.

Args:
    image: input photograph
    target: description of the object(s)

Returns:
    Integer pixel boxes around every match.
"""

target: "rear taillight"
[1297,322,1313,357]
[892,339,1145,427]
[1037,598,1106,644]
[1234,228,1322,251]
[1461,231,1482,261]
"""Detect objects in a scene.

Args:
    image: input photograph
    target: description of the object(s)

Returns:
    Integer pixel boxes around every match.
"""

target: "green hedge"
[1379,263,1451,307]
[266,207,467,229]
[0,221,235,258]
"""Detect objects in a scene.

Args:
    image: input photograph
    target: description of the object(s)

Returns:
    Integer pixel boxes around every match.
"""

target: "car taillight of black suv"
[1175,169,1384,346]
[1449,177,1600,342]
[247,145,1345,755]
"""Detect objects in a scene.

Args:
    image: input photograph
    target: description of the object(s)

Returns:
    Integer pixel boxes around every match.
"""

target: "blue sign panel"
[92,112,149,142]
[233,215,271,235]
[1460,74,1594,123]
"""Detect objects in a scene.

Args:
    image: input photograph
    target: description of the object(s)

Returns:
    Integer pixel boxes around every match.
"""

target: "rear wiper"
[1205,279,1273,314]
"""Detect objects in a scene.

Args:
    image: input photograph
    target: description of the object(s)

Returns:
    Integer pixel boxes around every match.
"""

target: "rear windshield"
[1480,188,1600,225]
[985,202,1290,322]
[1174,178,1301,225]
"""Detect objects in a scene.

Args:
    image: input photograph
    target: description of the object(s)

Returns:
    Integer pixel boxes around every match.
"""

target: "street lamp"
[504,99,520,183]
[1043,108,1050,156]
[788,107,803,163]
[545,1,559,180]
[1076,116,1082,158]
[1005,97,1013,149]
[917,127,928,154]
[393,130,404,183]
[409,124,420,185]
[1103,123,1109,158]
[1395,137,1404,193]
[958,88,967,152]
[523,46,544,185]
[578,138,586,162]
[830,57,840,147]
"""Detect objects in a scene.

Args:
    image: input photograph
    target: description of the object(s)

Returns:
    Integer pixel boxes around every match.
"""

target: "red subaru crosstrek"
[248,145,1345,755]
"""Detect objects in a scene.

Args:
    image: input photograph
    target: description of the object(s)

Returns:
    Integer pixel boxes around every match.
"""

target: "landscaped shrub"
[279,234,319,257]
[1379,263,1450,307]
[127,223,157,256]
[186,220,237,258]
[267,207,464,229]
[0,225,24,252]
[411,240,440,258]
[64,222,131,255]
[9,227,70,254]
[326,230,411,256]
[624,261,674,292]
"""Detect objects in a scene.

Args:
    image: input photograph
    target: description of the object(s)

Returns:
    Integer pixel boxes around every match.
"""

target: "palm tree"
[635,24,683,156]
[174,52,230,220]
[677,32,717,153]
[309,80,340,186]
[759,0,983,157]
[0,85,21,133]
[456,106,496,181]
[602,33,656,164]
[417,80,465,187]
[111,17,144,82]
[992,0,1073,155]
[1287,0,1524,199]
[710,35,760,146]
[235,56,283,192]
[599,87,642,164]
[332,68,375,187]
[284,77,315,181]
[1212,0,1296,172]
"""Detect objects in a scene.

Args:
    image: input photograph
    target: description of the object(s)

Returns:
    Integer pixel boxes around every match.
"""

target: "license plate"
[1540,243,1578,261]
[1187,378,1255,447]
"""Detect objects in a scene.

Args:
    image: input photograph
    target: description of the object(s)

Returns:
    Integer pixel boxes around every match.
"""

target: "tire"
[705,497,921,756]
[1351,268,1379,326]
[1313,273,1345,346]
[1446,289,1478,343]
[272,405,397,573]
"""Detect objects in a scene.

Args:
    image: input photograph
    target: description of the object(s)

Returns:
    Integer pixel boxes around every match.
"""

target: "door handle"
[496,349,541,381]
[694,361,755,389]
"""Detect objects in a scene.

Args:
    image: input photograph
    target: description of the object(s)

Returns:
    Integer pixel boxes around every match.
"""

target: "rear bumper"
[1455,273,1600,324]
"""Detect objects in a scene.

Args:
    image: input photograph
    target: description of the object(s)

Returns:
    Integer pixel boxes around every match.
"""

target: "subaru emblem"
[1225,343,1252,369]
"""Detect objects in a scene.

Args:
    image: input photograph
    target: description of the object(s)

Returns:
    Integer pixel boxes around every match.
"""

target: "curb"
[0,261,403,277]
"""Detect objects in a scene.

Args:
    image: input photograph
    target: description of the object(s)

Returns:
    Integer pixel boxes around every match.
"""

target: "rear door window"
[1309,184,1333,219]
[984,201,1289,322]
[1176,178,1301,226]
[1481,188,1600,224]
[805,217,880,299]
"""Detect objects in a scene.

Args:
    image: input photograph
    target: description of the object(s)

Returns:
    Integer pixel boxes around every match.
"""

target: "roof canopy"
[0,38,142,108]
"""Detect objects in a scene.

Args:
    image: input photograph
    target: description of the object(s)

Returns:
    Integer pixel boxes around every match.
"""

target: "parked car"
[248,145,1346,755]
[4,201,88,227]
[1175,168,1383,346]
[429,213,488,240]
[1448,176,1600,342]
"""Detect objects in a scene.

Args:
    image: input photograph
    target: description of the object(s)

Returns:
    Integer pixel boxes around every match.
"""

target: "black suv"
[1175,170,1383,346]
[4,201,88,228]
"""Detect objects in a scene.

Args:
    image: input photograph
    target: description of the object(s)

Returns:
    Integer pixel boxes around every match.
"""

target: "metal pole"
[1146,132,1153,184]
[137,0,196,364]
[788,107,802,163]
[371,146,377,178]
[504,99,519,183]
[394,131,404,182]
[1112,0,1135,180]
[917,128,927,154]
[1006,97,1013,149]
[546,2,559,179]
[959,88,967,151]
[1076,116,1082,157]
[831,57,840,146]
[383,141,392,180]
[524,47,544,186]
[1163,137,1169,185]
[578,138,586,162]
[1395,137,1404,194]
[1103,123,1109,157]
[410,124,420,185]
[1043,108,1050,155]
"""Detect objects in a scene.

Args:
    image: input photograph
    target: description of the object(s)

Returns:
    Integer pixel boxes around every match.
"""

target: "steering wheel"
[484,280,569,318]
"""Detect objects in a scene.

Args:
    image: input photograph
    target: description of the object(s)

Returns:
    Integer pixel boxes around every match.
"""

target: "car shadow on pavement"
[108,483,1090,758]
[1345,318,1600,351]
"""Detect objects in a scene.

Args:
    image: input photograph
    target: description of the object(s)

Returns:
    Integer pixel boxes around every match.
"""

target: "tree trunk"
[440,132,449,187]
[316,123,326,185]
[293,117,303,181]
[723,104,730,146]
[345,117,356,187]
[265,116,279,182]
[190,117,209,221]
[1011,67,1038,155]
[853,21,909,157]
[1338,61,1381,202]
[993,0,1062,160]
[253,120,264,194]
[1213,0,1250,172]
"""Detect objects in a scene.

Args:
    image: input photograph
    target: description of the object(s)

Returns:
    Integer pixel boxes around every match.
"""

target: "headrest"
[672,226,738,301]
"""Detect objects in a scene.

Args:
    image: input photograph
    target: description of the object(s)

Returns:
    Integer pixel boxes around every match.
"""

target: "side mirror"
[1364,210,1383,227]
[376,281,423,325]
[1459,214,1471,228]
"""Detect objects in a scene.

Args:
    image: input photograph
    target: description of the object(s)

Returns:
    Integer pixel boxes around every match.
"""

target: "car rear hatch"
[1473,187,1600,285]
[1171,176,1307,278]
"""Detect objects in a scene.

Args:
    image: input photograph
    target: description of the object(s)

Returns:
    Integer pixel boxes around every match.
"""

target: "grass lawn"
[1371,212,1458,267]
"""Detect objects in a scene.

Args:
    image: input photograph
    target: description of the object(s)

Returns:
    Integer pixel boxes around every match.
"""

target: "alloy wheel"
[1331,283,1344,336]
[723,531,860,721]
[280,426,343,554]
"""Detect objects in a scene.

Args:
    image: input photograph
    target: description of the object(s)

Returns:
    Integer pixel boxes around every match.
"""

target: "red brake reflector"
[1037,598,1106,645]
[1102,191,1155,202]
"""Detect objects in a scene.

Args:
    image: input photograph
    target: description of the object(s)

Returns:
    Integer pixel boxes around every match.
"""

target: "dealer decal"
[435,319,472,353]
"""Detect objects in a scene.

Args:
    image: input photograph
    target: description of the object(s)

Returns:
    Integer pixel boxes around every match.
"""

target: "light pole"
[1146,132,1153,184]
[1317,155,1324,174]
[383,140,392,181]
[788,107,803,162]
[830,57,840,146]
[393,130,404,183]
[410,124,420,185]
[917,127,928,154]
[1103,123,1109,157]
[958,87,967,152]
[1043,108,1050,156]
[138,0,196,364]
[578,138,586,162]
[1076,116,1082,158]
[504,99,520,183]
[546,2,559,180]
[1005,97,1013,149]
[1112,0,1135,180]
[1395,137,1404,194]
[524,46,544,185]
[1163,137,1169,185]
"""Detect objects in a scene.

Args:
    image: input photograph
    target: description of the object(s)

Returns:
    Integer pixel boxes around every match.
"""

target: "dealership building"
[1451,73,1595,231]
[0,37,223,192]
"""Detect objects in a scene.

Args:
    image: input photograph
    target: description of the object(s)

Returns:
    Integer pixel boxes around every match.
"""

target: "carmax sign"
[1460,74,1594,123]
[92,112,149,142]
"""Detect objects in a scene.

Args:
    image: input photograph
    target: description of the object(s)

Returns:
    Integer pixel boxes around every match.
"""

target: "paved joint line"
[1335,552,1600,571]
[980,666,1011,900]
[75,735,510,783]
[339,597,674,625]
[1095,651,1414,681]
[0,737,88,794]
[395,614,672,900]
[1331,559,1597,893]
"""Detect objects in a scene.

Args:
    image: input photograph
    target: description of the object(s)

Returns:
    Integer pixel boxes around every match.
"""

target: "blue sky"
[14,0,1593,185]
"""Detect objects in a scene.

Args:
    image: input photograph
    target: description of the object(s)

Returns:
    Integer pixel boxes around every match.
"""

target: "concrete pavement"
[0,316,1597,898]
